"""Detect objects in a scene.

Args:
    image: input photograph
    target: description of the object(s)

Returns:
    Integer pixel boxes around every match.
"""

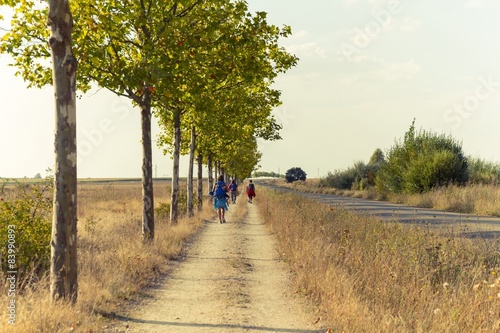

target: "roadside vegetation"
[280,120,500,217]
[0,180,214,332]
[275,178,500,217]
[258,189,500,332]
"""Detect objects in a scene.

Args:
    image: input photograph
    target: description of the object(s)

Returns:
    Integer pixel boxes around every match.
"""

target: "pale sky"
[2,0,500,179]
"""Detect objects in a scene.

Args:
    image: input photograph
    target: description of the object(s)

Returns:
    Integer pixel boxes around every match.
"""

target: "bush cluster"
[319,149,383,190]
[377,121,469,194]
[320,120,487,195]
[155,189,197,220]
[467,157,500,184]
[0,179,52,282]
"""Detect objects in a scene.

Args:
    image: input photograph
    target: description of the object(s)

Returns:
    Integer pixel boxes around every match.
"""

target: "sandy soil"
[115,202,325,333]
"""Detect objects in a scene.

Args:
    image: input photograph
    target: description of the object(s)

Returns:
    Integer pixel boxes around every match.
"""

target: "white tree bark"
[170,109,181,223]
[48,0,78,303]
[208,154,214,192]
[187,126,196,217]
[197,153,203,211]
[141,90,154,241]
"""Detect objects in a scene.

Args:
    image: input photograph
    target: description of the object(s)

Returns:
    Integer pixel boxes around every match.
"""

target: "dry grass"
[0,180,214,333]
[268,179,500,216]
[257,188,500,332]
[389,184,500,216]
[265,178,385,201]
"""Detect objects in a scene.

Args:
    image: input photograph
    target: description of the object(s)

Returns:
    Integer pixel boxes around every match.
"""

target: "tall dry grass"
[389,184,500,216]
[269,179,500,216]
[0,180,214,333]
[257,189,500,332]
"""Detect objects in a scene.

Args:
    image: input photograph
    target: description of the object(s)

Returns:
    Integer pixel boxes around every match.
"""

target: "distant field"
[0,179,213,332]
[1,177,175,185]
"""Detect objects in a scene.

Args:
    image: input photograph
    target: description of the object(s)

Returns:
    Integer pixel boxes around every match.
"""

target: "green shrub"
[320,161,377,190]
[319,170,356,189]
[0,179,52,281]
[155,202,171,219]
[154,190,197,219]
[467,157,500,184]
[377,120,469,194]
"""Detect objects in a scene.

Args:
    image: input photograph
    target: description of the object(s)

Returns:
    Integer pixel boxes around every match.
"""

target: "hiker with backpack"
[212,175,229,223]
[228,179,238,204]
[246,179,256,203]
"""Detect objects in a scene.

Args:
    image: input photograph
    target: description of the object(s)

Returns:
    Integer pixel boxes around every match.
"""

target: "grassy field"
[257,188,500,332]
[0,179,215,332]
[3,179,500,332]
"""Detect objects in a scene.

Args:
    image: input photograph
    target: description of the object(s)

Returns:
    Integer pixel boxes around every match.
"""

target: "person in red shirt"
[246,179,256,203]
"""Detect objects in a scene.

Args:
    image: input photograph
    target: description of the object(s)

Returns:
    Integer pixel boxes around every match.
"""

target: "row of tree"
[0,0,297,303]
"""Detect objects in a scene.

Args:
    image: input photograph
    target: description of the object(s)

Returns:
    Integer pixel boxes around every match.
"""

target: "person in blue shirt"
[212,175,229,223]
[228,179,238,204]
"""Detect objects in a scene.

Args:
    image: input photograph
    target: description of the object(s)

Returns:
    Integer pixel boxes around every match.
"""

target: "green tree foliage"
[0,179,52,282]
[467,157,500,185]
[150,2,297,221]
[369,148,385,165]
[0,0,298,226]
[154,3,296,158]
[377,120,469,194]
[285,167,307,183]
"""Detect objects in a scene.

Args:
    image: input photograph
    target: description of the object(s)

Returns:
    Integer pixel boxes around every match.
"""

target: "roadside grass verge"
[257,189,500,332]
[267,179,500,216]
[0,180,213,332]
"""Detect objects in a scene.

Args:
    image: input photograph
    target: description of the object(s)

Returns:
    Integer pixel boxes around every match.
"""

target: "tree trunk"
[208,154,214,192]
[187,126,196,217]
[141,88,154,242]
[197,153,203,211]
[170,108,181,223]
[48,0,78,303]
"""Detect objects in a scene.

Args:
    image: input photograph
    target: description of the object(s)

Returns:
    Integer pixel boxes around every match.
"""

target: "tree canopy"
[285,167,307,183]
[0,0,298,222]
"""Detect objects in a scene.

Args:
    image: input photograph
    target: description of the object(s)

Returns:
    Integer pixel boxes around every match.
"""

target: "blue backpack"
[215,181,226,197]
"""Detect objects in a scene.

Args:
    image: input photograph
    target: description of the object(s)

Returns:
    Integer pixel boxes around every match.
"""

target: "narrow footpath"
[118,201,325,333]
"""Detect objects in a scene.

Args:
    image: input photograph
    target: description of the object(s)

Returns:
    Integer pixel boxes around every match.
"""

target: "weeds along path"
[119,201,324,333]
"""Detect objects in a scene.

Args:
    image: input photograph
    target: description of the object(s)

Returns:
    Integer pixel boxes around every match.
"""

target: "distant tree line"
[252,171,283,178]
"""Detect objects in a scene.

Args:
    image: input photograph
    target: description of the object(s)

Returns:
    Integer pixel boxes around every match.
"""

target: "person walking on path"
[212,175,229,223]
[228,179,238,204]
[246,179,256,203]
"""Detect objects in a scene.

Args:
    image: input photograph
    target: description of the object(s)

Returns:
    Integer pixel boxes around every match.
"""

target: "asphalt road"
[257,181,500,239]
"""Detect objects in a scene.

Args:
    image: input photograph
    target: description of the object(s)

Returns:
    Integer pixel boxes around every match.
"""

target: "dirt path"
[119,202,325,333]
